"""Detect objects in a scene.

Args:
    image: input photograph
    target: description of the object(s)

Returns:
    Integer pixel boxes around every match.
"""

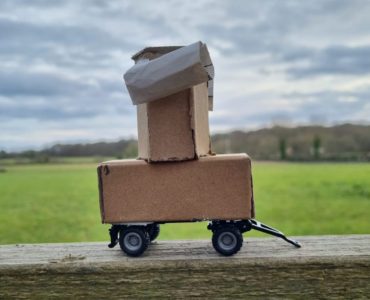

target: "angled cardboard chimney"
[128,42,214,108]
[128,43,213,162]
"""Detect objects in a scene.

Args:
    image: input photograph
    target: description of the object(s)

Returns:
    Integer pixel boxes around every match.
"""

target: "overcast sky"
[1,0,370,151]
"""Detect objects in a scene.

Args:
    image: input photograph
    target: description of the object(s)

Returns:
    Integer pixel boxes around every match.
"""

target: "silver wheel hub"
[124,232,142,251]
[218,232,237,251]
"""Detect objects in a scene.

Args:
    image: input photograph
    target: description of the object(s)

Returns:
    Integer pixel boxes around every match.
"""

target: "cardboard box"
[97,154,254,224]
[126,42,214,109]
[137,82,211,162]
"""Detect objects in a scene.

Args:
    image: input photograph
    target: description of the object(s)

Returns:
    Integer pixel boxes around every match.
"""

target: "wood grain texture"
[1,235,369,299]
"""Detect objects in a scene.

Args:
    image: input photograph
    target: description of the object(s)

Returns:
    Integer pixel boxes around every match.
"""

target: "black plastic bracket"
[207,219,301,248]
[247,219,301,248]
[207,220,252,233]
[108,225,122,248]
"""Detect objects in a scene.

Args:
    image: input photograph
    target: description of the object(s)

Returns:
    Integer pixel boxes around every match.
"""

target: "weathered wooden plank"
[1,235,369,299]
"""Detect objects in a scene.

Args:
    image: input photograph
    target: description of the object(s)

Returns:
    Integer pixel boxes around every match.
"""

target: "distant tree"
[279,138,287,160]
[0,150,7,159]
[0,151,6,172]
[313,135,321,160]
[35,154,50,163]
[122,141,138,158]
[22,150,37,159]
[3,124,370,162]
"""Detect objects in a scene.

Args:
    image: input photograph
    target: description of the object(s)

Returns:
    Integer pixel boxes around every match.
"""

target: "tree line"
[1,124,369,162]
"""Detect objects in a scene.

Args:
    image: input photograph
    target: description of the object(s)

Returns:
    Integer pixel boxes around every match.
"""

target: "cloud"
[1,0,370,150]
[0,69,91,97]
[284,88,370,121]
[284,46,370,78]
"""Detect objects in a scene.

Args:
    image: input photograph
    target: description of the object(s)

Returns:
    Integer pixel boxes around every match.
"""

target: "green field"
[0,162,369,244]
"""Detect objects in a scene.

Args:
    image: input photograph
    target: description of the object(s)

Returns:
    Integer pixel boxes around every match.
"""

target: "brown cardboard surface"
[190,83,211,155]
[207,79,214,111]
[137,88,195,161]
[137,83,211,162]
[98,154,253,223]
[137,103,149,159]
[147,88,195,161]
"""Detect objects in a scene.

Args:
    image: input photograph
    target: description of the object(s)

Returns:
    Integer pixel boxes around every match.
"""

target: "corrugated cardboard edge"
[189,83,211,158]
[250,172,255,218]
[97,165,105,223]
[208,80,214,111]
[132,46,182,62]
[242,156,255,218]
[137,104,150,160]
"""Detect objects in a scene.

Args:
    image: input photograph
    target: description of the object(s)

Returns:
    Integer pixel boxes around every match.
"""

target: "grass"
[0,156,115,165]
[0,162,369,244]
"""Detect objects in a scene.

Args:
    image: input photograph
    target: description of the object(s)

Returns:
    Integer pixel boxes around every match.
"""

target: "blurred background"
[0,0,369,244]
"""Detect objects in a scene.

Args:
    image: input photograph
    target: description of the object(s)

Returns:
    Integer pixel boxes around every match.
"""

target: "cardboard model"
[124,41,214,107]
[98,41,300,257]
[129,43,213,162]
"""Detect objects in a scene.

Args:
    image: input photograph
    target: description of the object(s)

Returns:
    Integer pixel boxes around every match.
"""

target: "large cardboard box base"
[137,82,210,162]
[98,154,254,224]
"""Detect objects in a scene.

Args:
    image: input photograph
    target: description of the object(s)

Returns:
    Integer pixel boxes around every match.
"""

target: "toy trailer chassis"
[107,219,300,257]
[98,155,300,257]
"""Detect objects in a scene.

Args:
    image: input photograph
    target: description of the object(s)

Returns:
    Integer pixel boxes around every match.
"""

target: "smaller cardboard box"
[97,154,254,223]
[137,82,211,162]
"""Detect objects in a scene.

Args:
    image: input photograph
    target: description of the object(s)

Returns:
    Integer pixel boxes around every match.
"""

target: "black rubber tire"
[119,227,150,257]
[147,223,160,242]
[212,226,243,256]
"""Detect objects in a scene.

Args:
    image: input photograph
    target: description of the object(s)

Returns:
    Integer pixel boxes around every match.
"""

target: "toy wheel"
[147,223,160,241]
[212,226,243,256]
[119,227,150,257]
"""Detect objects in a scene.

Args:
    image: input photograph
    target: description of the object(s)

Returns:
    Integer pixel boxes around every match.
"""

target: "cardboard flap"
[124,41,214,105]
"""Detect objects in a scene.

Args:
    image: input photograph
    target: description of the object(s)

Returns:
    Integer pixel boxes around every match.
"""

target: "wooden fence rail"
[1,235,369,298]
